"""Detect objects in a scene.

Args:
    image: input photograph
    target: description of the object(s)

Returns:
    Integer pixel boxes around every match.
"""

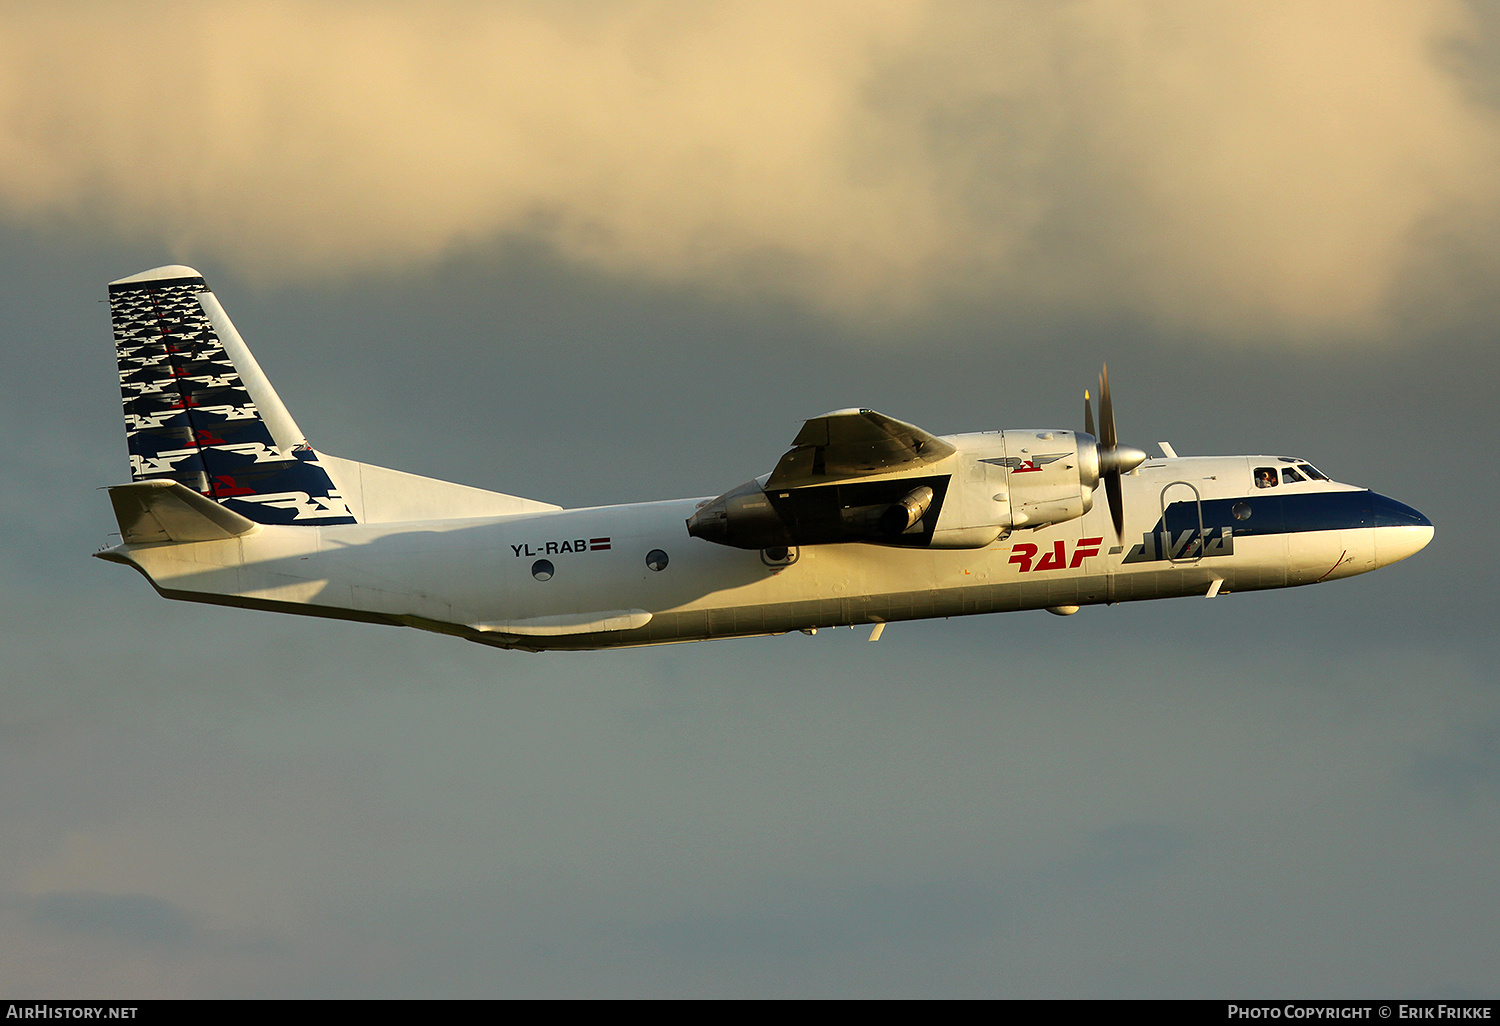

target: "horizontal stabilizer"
[472,609,652,636]
[106,479,261,544]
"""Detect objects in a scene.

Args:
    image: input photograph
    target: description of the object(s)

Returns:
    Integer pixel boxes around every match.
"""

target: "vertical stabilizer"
[109,265,357,525]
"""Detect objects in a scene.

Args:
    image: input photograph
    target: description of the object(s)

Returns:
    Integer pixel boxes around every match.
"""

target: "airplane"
[95,265,1434,652]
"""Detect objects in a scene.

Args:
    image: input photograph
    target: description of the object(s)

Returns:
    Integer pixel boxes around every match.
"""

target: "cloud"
[25,890,200,947]
[2,1,1498,340]
[1408,716,1500,804]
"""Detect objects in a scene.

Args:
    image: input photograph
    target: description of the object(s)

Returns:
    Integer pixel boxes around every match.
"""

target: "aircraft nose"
[1371,492,1434,567]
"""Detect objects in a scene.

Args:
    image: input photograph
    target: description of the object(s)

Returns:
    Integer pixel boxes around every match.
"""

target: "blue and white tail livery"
[111,266,357,525]
[96,265,1433,651]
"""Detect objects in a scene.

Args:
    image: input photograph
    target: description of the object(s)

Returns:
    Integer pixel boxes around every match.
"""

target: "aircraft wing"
[765,409,956,489]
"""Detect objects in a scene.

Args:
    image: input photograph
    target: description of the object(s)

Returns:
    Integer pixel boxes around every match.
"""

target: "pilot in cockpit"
[1255,467,1277,489]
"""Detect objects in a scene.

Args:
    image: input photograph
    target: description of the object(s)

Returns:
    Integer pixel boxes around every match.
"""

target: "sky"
[1,0,1496,998]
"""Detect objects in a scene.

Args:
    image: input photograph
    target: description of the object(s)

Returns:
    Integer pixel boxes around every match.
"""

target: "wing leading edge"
[766,409,957,488]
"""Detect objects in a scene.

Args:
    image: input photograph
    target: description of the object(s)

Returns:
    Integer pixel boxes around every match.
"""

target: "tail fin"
[109,265,357,526]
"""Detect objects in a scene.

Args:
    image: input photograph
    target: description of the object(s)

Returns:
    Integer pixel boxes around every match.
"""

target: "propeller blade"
[1098,364,1116,450]
[1087,363,1144,542]
[1105,468,1124,541]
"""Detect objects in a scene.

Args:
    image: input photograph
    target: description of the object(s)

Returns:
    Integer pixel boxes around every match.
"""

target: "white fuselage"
[101,454,1433,651]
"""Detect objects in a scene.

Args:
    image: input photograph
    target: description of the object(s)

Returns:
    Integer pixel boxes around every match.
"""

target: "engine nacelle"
[930,430,1097,541]
[685,478,793,549]
[995,429,1098,530]
[686,429,1124,550]
[687,475,954,550]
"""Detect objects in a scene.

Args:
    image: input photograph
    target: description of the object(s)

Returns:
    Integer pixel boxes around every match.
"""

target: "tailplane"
[106,479,261,544]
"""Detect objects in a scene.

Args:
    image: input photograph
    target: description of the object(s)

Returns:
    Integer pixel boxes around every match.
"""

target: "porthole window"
[646,549,669,572]
[1232,501,1252,521]
[531,559,554,581]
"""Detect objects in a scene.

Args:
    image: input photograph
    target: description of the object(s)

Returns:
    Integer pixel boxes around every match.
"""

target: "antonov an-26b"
[97,266,1434,651]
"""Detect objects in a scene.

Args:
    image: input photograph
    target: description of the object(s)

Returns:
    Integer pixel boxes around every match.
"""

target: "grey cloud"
[2,2,1499,342]
[25,890,200,948]
[647,879,1005,961]
[1071,821,1192,880]
[1408,718,1500,804]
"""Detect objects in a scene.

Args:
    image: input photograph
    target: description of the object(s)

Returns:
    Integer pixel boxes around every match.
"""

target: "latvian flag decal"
[590,537,611,551]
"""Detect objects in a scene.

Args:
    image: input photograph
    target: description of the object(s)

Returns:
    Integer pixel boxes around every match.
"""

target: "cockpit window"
[1281,466,1305,483]
[1254,467,1278,489]
[1300,463,1328,481]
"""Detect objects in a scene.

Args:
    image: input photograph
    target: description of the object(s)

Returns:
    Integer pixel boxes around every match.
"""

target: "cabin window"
[1232,501,1252,521]
[531,559,554,581]
[1254,467,1279,489]
[646,549,669,572]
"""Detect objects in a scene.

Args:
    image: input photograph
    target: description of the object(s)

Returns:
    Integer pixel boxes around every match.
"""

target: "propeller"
[1083,364,1147,541]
